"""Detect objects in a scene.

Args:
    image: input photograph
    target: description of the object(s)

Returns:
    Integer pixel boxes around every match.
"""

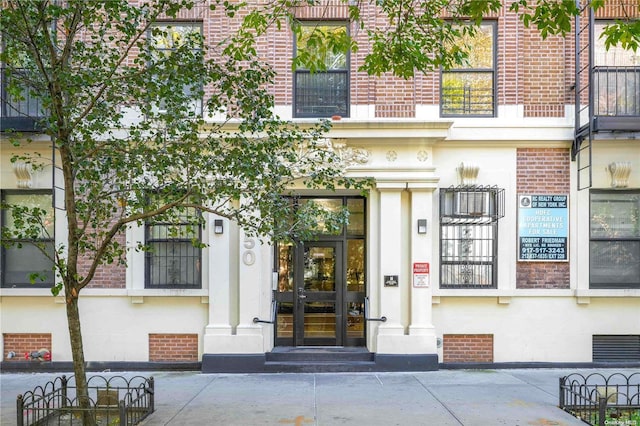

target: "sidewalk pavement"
[2,368,638,425]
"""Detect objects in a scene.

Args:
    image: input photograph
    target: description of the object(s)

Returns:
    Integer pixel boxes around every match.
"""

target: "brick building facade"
[1,0,639,370]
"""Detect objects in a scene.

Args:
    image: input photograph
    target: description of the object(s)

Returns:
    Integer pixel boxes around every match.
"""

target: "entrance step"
[265,347,376,373]
[201,351,439,373]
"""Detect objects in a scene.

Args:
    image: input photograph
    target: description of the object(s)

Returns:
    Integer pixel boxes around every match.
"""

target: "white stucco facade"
[2,110,639,367]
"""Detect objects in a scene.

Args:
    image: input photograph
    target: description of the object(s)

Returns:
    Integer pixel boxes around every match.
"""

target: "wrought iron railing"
[294,70,348,118]
[441,85,494,116]
[593,66,640,117]
[1,68,45,132]
[16,374,155,426]
[559,372,640,426]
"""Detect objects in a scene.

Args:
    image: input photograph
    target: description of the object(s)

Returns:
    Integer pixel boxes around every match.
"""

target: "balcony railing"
[441,85,494,116]
[294,71,349,118]
[592,66,640,132]
[1,68,45,132]
[594,66,640,116]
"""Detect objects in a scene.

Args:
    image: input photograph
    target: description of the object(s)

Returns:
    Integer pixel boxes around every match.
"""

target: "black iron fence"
[440,85,494,116]
[594,67,640,117]
[559,372,640,426]
[294,70,349,118]
[16,374,154,426]
[1,67,45,132]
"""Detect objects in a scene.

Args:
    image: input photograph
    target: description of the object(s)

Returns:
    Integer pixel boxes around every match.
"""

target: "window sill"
[432,288,640,303]
[0,288,55,297]
[128,289,208,297]
[576,289,640,298]
[0,288,208,298]
[434,289,576,297]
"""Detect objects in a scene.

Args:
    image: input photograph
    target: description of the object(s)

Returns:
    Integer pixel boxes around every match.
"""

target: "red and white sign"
[413,263,429,274]
[412,262,430,288]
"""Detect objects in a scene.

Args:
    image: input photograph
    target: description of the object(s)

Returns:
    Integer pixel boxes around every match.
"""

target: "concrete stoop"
[201,347,439,373]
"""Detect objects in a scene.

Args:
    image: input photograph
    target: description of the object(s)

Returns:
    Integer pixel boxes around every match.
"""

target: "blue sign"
[518,195,568,261]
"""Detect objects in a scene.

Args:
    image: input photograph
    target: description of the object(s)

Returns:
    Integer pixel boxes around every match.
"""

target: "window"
[145,206,202,289]
[1,38,45,131]
[149,22,203,116]
[590,190,640,289]
[593,21,640,116]
[1,190,55,288]
[439,186,504,288]
[441,23,496,117]
[294,23,349,118]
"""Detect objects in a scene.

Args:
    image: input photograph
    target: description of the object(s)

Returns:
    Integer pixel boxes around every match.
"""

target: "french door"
[275,240,366,346]
[274,196,366,347]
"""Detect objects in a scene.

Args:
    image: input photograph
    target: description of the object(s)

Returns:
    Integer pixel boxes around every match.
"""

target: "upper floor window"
[439,186,504,288]
[440,23,496,117]
[590,190,640,289]
[593,21,640,116]
[294,23,349,118]
[1,39,45,131]
[1,190,55,288]
[149,22,203,116]
[145,205,202,289]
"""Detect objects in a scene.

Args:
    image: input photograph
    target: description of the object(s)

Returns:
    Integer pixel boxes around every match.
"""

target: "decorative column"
[234,229,269,352]
[407,185,437,353]
[203,216,234,353]
[202,219,273,372]
[375,182,406,352]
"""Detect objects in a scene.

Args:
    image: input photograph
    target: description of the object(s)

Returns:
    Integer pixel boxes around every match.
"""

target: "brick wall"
[523,30,568,117]
[138,0,634,117]
[79,230,127,289]
[594,0,639,18]
[148,334,198,362]
[373,74,416,118]
[3,333,52,361]
[205,2,589,116]
[443,334,494,363]
[517,263,571,289]
[516,148,570,289]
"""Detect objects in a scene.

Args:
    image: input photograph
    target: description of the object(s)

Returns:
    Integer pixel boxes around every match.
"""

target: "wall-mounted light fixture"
[417,219,427,234]
[214,219,224,234]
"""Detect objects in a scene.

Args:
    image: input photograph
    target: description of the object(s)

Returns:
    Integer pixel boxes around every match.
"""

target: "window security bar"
[440,185,505,224]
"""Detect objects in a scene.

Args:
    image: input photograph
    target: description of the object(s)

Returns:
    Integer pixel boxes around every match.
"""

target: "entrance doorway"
[274,197,366,347]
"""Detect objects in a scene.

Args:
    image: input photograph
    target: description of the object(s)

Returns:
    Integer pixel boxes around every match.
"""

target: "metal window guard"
[364,297,387,322]
[253,298,277,324]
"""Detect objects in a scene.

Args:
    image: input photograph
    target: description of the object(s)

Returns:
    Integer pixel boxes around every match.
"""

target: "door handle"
[297,288,306,299]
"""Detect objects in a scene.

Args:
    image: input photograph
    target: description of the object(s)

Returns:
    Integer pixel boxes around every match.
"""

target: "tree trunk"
[66,291,96,426]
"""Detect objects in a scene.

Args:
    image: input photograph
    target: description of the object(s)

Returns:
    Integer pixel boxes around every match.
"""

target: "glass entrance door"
[274,196,366,347]
[297,242,341,346]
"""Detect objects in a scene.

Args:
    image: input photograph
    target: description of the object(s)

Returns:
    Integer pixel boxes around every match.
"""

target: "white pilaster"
[203,221,267,353]
[375,182,406,352]
[407,185,437,353]
[203,216,234,352]
[234,230,268,352]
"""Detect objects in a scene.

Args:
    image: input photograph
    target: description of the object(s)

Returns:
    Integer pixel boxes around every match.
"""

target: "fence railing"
[593,66,640,117]
[441,85,494,116]
[1,67,45,132]
[559,372,640,426]
[16,374,154,426]
[294,70,348,118]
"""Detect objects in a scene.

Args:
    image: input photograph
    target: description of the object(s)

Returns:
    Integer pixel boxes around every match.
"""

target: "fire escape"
[573,1,640,190]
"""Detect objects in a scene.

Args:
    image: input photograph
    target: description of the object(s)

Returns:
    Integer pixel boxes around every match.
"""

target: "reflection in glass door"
[274,196,366,347]
[297,243,340,345]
